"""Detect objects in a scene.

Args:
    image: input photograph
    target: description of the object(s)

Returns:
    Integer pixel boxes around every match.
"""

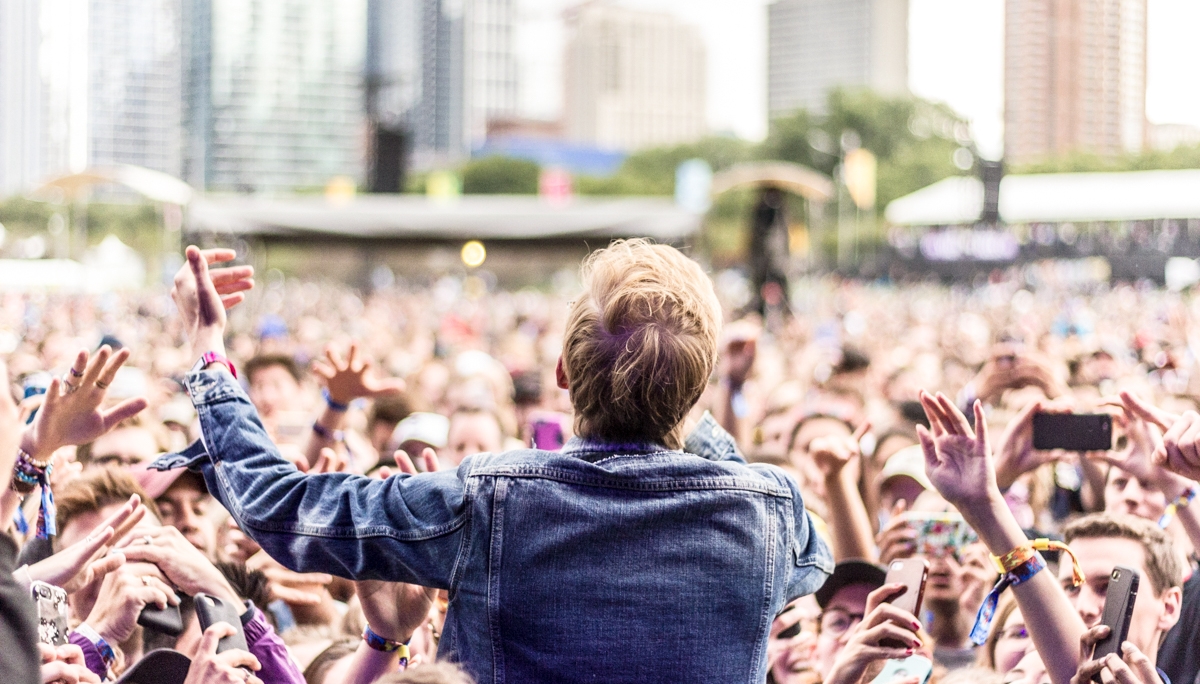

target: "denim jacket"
[152,369,832,684]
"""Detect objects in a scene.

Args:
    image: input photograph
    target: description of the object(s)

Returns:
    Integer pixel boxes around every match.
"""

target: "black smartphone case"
[195,593,249,654]
[1092,566,1139,667]
[1032,413,1113,451]
[137,601,184,637]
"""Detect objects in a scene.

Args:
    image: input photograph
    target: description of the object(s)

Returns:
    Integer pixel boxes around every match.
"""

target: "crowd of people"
[2,240,1200,684]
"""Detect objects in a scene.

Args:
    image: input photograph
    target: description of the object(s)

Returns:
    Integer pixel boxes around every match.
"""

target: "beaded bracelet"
[11,448,56,538]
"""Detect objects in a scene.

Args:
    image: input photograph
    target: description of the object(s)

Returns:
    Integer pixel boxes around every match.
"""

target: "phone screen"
[1032,413,1113,452]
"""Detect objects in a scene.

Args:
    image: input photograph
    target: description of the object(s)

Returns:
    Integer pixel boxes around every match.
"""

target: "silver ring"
[141,535,152,545]
[141,576,152,586]
[61,377,77,393]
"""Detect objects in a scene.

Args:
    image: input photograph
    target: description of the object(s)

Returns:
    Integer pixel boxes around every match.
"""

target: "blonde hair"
[561,240,721,449]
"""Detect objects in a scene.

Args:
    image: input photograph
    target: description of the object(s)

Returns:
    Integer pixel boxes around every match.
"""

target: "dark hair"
[369,394,415,428]
[215,561,272,614]
[244,354,303,384]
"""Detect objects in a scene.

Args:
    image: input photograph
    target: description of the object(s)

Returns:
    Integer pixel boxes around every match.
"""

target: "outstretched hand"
[810,422,871,480]
[170,247,254,357]
[21,347,148,461]
[312,342,406,406]
[28,495,145,594]
[1121,392,1200,482]
[917,391,998,510]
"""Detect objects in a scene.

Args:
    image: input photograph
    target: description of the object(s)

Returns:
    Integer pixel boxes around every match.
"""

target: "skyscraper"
[563,2,706,151]
[1004,0,1147,165]
[767,0,909,118]
[182,0,367,193]
[0,0,182,196]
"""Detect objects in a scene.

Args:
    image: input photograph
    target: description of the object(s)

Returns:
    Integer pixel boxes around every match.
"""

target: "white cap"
[390,412,450,450]
[877,444,933,491]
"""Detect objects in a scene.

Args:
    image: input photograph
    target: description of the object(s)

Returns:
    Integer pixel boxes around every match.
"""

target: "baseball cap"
[390,412,450,450]
[877,444,933,492]
[814,560,887,609]
[114,649,191,684]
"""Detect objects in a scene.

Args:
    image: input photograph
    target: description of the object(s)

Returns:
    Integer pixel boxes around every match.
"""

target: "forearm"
[961,497,1084,684]
[1161,479,1200,551]
[712,380,742,447]
[823,471,875,561]
[343,642,402,684]
[179,370,464,584]
[303,405,346,468]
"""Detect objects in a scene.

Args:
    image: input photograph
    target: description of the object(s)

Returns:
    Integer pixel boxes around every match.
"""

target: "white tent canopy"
[886,169,1200,226]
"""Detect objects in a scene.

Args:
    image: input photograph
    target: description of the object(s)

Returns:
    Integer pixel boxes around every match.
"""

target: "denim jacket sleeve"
[153,369,468,587]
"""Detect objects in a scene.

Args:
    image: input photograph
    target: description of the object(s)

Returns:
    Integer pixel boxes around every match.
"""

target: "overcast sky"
[516,0,1200,159]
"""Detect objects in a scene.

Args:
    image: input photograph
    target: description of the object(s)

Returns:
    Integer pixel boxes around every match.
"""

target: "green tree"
[460,156,540,194]
[760,87,969,209]
[576,136,754,196]
[1014,144,1200,174]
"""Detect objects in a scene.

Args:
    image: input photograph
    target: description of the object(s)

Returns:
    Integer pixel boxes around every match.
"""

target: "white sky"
[516,0,1200,158]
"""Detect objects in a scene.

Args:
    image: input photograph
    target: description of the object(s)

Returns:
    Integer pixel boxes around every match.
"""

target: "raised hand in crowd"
[183,623,264,684]
[170,247,254,358]
[714,319,759,441]
[968,350,1065,407]
[38,642,101,684]
[810,422,876,561]
[767,600,819,684]
[822,583,924,684]
[314,342,406,406]
[918,390,1085,684]
[19,347,148,462]
[25,495,145,593]
[245,549,338,624]
[1069,625,1162,684]
[1121,391,1200,482]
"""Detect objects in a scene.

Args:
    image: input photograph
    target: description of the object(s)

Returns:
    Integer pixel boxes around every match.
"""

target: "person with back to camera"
[153,241,832,683]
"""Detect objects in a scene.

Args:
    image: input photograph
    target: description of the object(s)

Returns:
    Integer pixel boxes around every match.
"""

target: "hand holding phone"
[31,580,69,646]
[1090,566,1139,670]
[880,559,928,649]
[195,593,249,654]
[904,513,977,559]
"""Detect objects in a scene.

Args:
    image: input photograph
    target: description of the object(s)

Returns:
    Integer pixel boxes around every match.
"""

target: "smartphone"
[195,593,249,654]
[871,655,933,684]
[138,600,184,637]
[905,513,978,558]
[881,559,928,648]
[1090,566,1140,669]
[530,418,565,451]
[31,581,69,646]
[1032,413,1113,452]
[22,372,51,424]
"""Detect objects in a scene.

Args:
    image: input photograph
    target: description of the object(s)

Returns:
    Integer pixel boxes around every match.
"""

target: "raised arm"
[917,391,1085,684]
[164,246,468,587]
[809,422,876,561]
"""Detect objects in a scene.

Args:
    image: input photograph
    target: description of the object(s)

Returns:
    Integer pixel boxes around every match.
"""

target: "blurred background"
[0,0,1199,290]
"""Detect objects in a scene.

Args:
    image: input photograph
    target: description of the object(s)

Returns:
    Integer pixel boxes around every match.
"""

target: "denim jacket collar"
[561,436,673,463]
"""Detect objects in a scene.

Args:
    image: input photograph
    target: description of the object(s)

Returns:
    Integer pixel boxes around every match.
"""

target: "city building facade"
[182,0,367,193]
[564,1,706,151]
[767,0,908,118]
[1004,0,1148,165]
[0,0,182,196]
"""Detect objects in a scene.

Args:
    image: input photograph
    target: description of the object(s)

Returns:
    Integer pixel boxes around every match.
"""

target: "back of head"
[562,239,721,450]
[1062,512,1183,595]
[55,467,160,550]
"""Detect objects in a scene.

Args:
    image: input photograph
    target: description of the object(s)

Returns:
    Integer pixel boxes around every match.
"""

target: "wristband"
[363,624,410,667]
[12,448,56,538]
[322,389,350,412]
[311,422,344,441]
[75,622,118,671]
[992,538,1083,587]
[192,351,238,379]
[970,552,1046,645]
[1159,485,1198,529]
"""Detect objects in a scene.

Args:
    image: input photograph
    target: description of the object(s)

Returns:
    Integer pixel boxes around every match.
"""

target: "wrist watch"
[192,351,238,379]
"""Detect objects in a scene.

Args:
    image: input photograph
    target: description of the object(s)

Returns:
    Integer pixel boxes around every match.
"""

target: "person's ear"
[555,356,569,391]
[1158,585,1183,633]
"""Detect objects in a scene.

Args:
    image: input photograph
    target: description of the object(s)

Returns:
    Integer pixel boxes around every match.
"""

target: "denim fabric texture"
[152,369,832,683]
